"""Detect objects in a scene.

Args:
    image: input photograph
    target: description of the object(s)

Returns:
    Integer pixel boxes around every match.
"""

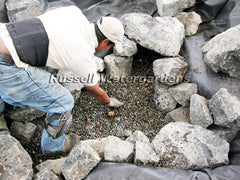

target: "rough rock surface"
[113,36,138,57]
[124,13,185,56]
[209,88,240,128]
[62,141,101,180]
[6,0,41,22]
[126,130,150,145]
[104,54,133,78]
[175,11,202,36]
[152,122,229,170]
[34,169,59,180]
[0,115,9,131]
[156,0,196,17]
[84,138,107,159]
[154,83,177,113]
[190,94,213,128]
[0,131,33,180]
[153,57,188,86]
[134,141,159,165]
[168,83,198,106]
[104,136,134,162]
[10,121,37,145]
[165,106,190,123]
[202,24,240,78]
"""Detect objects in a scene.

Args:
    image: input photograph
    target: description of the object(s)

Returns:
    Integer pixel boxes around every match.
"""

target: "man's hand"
[108,97,124,108]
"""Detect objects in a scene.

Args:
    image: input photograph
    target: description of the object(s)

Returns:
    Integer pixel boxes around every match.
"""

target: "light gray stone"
[154,83,177,113]
[6,0,41,22]
[62,141,100,180]
[126,130,150,145]
[153,57,188,86]
[0,131,33,180]
[134,141,159,165]
[152,122,229,170]
[56,69,84,101]
[113,36,138,57]
[10,121,37,145]
[94,56,105,72]
[104,136,134,162]
[33,169,59,180]
[0,115,9,131]
[168,83,198,106]
[84,138,107,159]
[175,11,202,36]
[202,24,240,78]
[35,157,67,176]
[124,13,184,56]
[190,94,213,128]
[8,106,46,122]
[209,88,240,128]
[165,106,190,123]
[156,0,196,17]
[104,54,133,78]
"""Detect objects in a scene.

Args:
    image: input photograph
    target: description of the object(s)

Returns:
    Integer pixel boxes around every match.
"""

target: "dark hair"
[94,23,107,42]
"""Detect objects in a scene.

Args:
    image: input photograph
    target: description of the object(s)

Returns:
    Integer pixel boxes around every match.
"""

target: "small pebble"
[108,111,115,117]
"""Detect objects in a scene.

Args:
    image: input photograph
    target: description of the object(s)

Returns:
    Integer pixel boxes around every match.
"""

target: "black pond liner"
[1,0,240,179]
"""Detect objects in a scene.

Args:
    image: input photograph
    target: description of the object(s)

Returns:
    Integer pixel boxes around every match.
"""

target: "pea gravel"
[24,47,167,166]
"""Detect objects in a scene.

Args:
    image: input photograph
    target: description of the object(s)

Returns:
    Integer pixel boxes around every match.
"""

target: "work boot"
[62,134,81,153]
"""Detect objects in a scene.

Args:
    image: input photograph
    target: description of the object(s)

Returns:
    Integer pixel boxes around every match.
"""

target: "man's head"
[95,16,124,52]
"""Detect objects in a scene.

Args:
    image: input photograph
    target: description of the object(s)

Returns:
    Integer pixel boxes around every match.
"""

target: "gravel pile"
[24,47,166,166]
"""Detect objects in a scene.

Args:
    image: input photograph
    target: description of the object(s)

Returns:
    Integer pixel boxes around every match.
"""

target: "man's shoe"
[62,134,81,153]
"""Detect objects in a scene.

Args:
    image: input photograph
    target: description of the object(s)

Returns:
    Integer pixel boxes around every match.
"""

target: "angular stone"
[10,121,37,145]
[56,69,84,101]
[94,56,105,72]
[153,57,188,86]
[124,13,184,56]
[0,131,33,180]
[6,0,41,22]
[34,169,59,180]
[0,115,9,131]
[165,106,190,123]
[104,136,134,162]
[168,83,198,106]
[104,54,133,78]
[134,141,159,165]
[126,130,150,145]
[84,138,107,159]
[154,83,177,113]
[156,0,196,17]
[62,142,100,180]
[35,157,67,176]
[113,36,138,57]
[202,24,240,78]
[175,12,202,36]
[209,88,240,128]
[190,94,213,128]
[8,106,46,122]
[152,122,229,170]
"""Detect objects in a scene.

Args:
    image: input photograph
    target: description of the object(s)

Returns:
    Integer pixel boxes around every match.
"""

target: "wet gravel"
[24,47,167,167]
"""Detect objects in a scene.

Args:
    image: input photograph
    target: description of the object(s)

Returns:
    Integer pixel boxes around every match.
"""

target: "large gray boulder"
[62,141,100,180]
[0,131,33,180]
[6,0,41,22]
[156,0,196,17]
[168,83,198,106]
[202,24,240,78]
[126,130,150,145]
[113,36,138,57]
[153,57,188,86]
[84,138,107,159]
[104,54,133,78]
[190,94,213,128]
[104,136,134,163]
[154,83,177,113]
[175,11,202,36]
[10,121,37,145]
[124,13,185,56]
[152,122,229,170]
[209,88,240,128]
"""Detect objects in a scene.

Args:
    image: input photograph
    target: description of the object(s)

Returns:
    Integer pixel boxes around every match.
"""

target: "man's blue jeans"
[0,60,74,153]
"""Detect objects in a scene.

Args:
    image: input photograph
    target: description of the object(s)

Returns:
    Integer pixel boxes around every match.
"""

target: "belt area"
[0,51,14,64]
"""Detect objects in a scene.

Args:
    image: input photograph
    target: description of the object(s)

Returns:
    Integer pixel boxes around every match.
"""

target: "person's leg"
[0,61,74,153]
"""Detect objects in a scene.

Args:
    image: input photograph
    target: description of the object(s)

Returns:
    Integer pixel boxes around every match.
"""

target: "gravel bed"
[24,47,167,167]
